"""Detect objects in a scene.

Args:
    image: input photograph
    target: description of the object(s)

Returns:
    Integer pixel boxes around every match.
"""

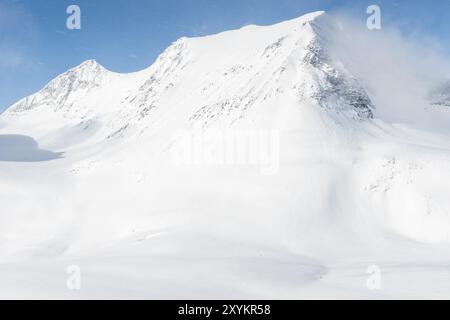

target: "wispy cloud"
[0,0,37,69]
[327,11,450,130]
[0,47,24,68]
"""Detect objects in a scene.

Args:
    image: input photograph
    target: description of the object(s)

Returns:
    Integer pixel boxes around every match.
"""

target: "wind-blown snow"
[1,11,450,299]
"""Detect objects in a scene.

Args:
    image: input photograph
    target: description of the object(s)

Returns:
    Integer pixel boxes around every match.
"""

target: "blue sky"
[1,0,450,111]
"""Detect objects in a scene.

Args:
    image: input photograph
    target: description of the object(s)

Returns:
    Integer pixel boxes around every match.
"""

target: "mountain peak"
[79,59,99,66]
[289,10,326,24]
[5,59,109,115]
[70,59,107,75]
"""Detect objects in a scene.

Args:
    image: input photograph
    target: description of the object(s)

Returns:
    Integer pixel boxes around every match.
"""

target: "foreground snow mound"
[1,11,450,298]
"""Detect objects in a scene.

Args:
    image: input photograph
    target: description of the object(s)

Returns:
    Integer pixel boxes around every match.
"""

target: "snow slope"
[1,11,450,299]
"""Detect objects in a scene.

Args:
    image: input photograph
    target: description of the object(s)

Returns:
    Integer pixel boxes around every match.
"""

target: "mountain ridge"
[2,11,373,131]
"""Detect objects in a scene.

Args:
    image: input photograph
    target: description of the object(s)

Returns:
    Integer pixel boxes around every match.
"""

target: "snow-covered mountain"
[1,11,450,299]
[430,81,450,107]
[1,12,375,144]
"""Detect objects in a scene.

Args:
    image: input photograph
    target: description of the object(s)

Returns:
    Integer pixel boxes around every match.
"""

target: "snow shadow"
[0,135,63,162]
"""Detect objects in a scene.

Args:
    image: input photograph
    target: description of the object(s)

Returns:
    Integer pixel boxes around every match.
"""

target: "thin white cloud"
[0,47,23,68]
[327,12,450,131]
[0,1,37,69]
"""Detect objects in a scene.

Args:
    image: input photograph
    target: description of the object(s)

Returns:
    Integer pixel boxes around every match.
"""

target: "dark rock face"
[303,38,374,119]
[430,81,450,107]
